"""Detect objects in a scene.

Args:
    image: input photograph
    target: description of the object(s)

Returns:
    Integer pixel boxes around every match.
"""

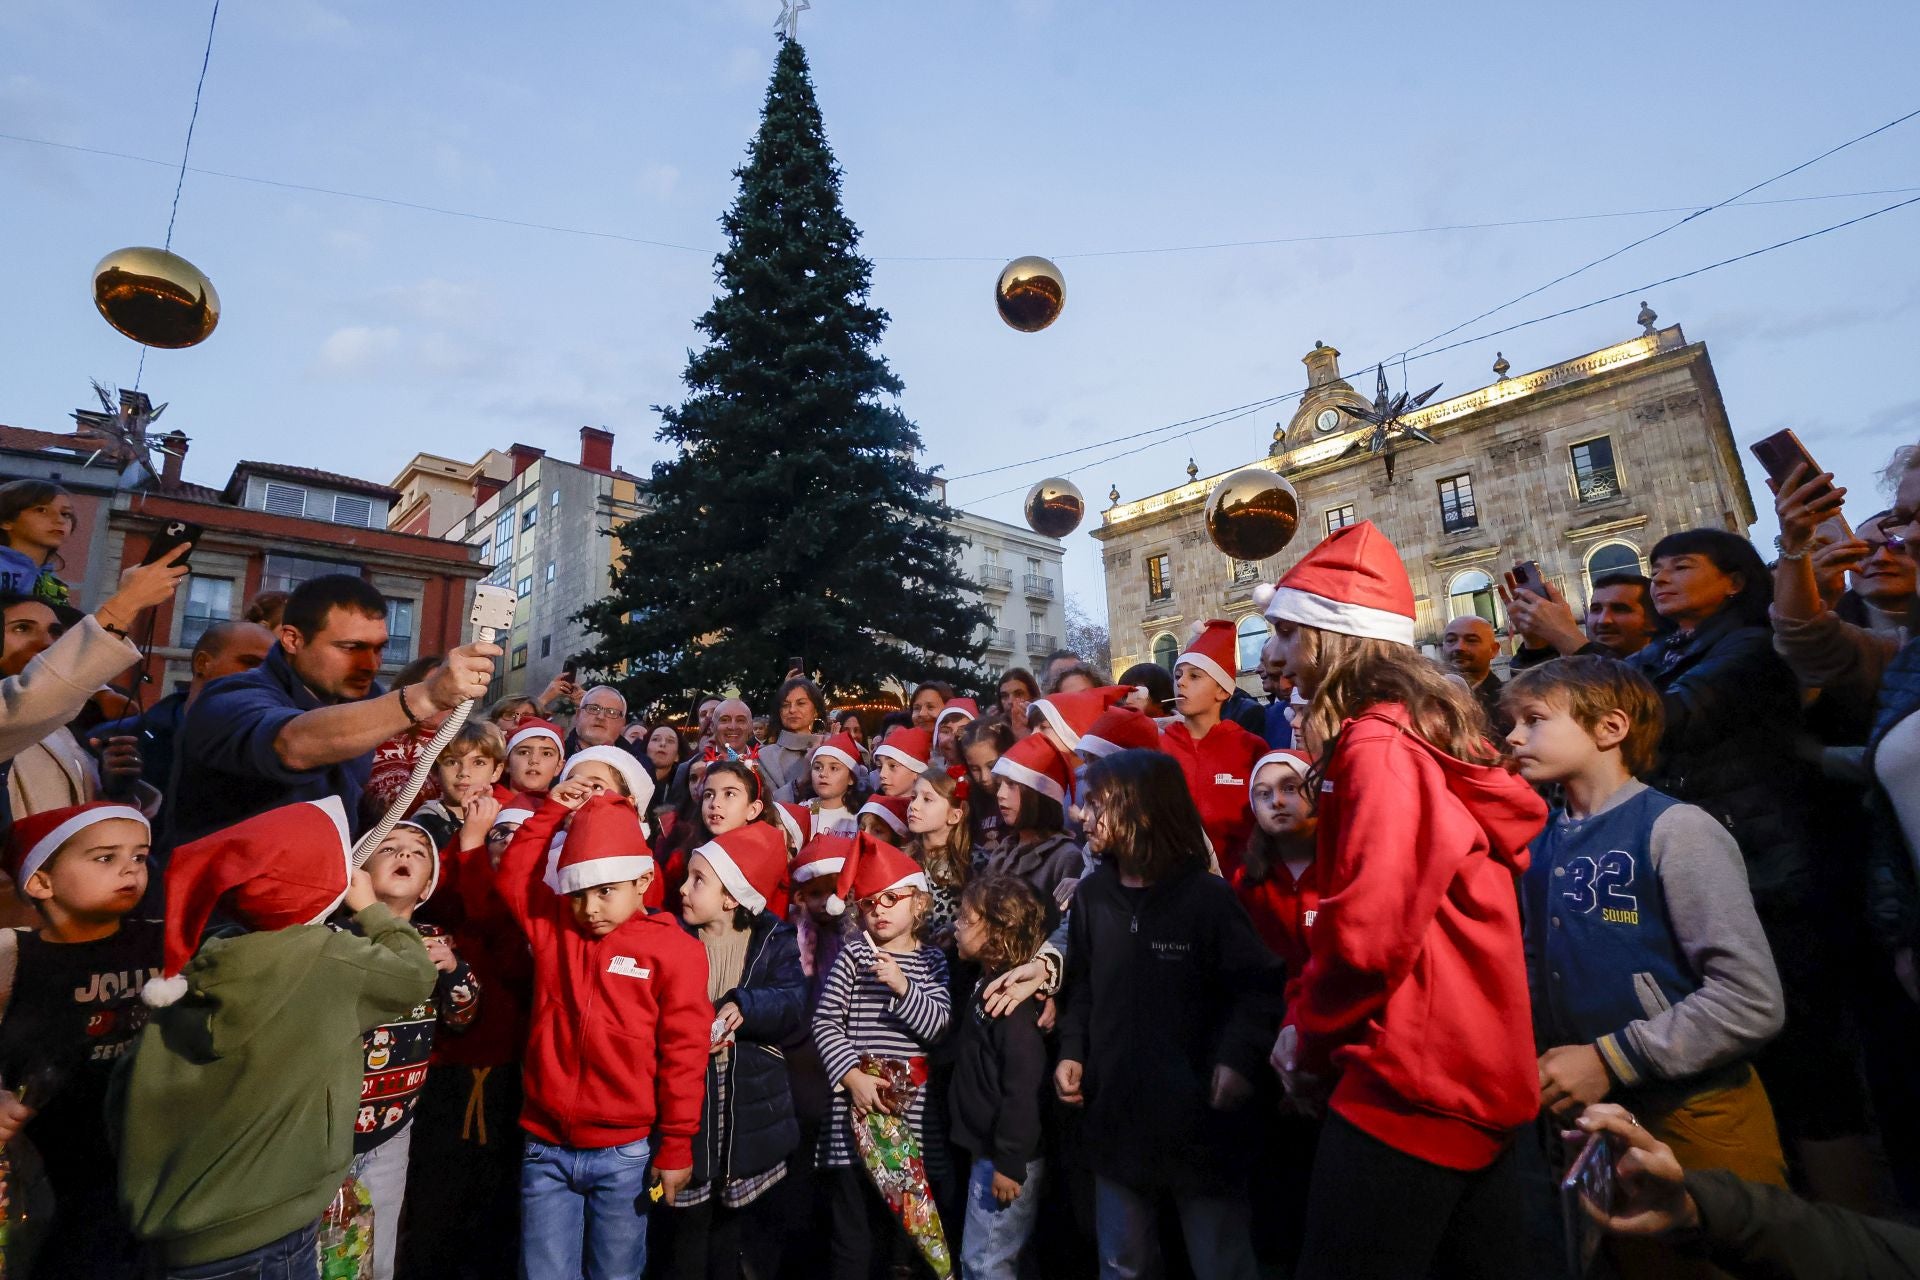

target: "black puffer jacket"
[1629,611,1815,912]
[1864,638,1920,952]
[684,913,807,1187]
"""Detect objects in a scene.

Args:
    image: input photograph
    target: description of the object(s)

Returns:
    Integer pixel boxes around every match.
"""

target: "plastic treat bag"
[0,1065,65,1277]
[850,1054,950,1279]
[317,1160,375,1280]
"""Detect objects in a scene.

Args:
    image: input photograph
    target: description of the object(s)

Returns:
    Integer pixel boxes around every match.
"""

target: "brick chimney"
[159,430,189,487]
[472,473,506,505]
[508,443,545,477]
[579,426,614,472]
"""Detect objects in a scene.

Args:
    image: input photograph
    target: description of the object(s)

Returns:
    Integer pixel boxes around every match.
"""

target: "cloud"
[1703,285,1920,345]
[313,325,404,377]
[636,163,681,202]
[380,278,495,327]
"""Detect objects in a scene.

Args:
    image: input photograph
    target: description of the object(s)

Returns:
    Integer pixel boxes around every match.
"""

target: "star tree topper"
[1337,364,1443,480]
[775,0,810,40]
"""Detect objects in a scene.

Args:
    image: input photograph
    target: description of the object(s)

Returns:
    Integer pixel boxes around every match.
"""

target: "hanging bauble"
[996,256,1065,332]
[92,247,220,349]
[1023,477,1085,538]
[1204,467,1300,561]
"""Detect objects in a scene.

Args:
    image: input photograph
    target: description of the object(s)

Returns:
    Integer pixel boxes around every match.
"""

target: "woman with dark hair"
[996,669,1041,738]
[1054,748,1281,1279]
[829,708,868,759]
[1116,662,1175,719]
[760,676,826,803]
[1632,527,1876,1199]
[642,722,686,827]
[909,680,955,730]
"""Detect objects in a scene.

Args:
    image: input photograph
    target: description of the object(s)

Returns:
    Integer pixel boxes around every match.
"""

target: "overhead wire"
[1,129,1912,263]
[136,0,222,391]
[953,191,1920,507]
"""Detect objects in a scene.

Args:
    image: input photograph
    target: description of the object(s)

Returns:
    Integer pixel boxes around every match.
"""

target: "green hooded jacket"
[109,904,435,1266]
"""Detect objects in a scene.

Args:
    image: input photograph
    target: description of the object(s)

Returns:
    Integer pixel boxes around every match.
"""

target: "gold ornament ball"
[1024,477,1085,538]
[996,256,1065,333]
[1204,467,1300,561]
[92,247,220,349]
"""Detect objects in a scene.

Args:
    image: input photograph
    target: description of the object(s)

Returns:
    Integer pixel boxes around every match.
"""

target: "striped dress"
[810,940,951,1175]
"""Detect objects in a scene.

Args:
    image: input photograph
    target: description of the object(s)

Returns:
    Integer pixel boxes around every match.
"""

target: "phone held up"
[1751,428,1851,542]
[140,520,203,569]
[1511,559,1548,600]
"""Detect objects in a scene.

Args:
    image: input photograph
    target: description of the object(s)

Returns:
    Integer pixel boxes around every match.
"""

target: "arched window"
[1151,632,1179,671]
[1585,541,1643,603]
[1447,569,1500,626]
[1236,616,1268,673]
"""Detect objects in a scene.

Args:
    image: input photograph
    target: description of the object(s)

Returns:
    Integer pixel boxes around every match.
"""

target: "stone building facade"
[1093,317,1757,685]
[927,477,1068,683]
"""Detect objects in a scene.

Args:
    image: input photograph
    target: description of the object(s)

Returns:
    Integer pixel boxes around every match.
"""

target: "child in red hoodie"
[1263,522,1547,1280]
[1157,619,1269,877]
[496,781,713,1280]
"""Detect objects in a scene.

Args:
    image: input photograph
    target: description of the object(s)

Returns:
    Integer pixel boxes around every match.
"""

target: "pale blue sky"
[4,0,1918,624]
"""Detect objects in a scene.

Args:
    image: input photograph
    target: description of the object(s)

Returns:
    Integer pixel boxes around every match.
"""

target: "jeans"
[161,1221,319,1280]
[521,1136,653,1280]
[1092,1176,1257,1280]
[960,1157,1044,1280]
[356,1125,414,1280]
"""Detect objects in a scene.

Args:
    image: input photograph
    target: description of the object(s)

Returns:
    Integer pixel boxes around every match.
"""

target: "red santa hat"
[772,801,813,853]
[692,822,788,915]
[561,745,655,814]
[496,802,537,828]
[1078,706,1163,759]
[826,832,930,917]
[1032,685,1134,750]
[7,801,150,895]
[507,719,566,754]
[872,727,933,773]
[792,833,853,885]
[552,792,654,894]
[1175,619,1241,696]
[1249,748,1315,801]
[992,732,1072,805]
[145,796,355,1007]
[1262,519,1417,647]
[856,793,911,837]
[811,732,863,775]
[933,698,979,732]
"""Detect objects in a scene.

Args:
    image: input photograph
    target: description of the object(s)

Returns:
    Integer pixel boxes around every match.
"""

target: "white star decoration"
[775,0,810,40]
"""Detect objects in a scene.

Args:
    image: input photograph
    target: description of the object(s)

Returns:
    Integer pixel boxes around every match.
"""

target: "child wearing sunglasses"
[810,834,955,1277]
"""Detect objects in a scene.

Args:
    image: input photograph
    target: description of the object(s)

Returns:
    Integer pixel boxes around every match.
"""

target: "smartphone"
[1561,1131,1615,1276]
[1751,429,1851,541]
[140,519,202,568]
[784,655,806,677]
[1511,559,1548,600]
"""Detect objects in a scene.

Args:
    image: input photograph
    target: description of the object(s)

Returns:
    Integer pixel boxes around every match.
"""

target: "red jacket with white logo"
[1233,860,1319,1010]
[1285,704,1546,1171]
[496,800,713,1167]
[1159,720,1269,878]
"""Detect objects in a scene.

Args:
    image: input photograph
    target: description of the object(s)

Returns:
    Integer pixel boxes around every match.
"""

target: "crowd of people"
[0,441,1916,1280]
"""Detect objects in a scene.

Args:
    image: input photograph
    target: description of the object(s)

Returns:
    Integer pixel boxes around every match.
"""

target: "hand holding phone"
[140,520,202,569]
[1562,1130,1617,1275]
[1754,429,1850,547]
[1510,559,1548,600]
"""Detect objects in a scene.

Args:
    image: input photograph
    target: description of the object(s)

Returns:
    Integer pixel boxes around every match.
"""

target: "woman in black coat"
[1630,527,1874,1199]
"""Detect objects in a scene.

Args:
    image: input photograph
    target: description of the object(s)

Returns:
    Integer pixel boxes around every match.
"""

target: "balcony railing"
[982,628,1015,652]
[1023,573,1056,599]
[1025,632,1058,654]
[977,563,1013,590]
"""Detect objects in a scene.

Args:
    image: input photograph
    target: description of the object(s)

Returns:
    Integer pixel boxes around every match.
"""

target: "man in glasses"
[564,684,642,759]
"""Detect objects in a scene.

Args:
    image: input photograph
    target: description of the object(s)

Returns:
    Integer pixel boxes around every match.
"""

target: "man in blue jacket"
[170,574,498,845]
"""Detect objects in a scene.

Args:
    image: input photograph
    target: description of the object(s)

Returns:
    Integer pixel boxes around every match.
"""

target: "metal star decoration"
[1336,364,1442,480]
[775,0,810,40]
[77,379,181,473]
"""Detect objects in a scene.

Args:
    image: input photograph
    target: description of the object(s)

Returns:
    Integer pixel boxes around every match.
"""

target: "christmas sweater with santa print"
[496,798,713,1165]
[1158,718,1269,878]
[0,918,162,1204]
[330,915,481,1153]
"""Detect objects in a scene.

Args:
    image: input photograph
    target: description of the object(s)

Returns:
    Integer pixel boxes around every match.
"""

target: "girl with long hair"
[1264,521,1547,1280]
[0,479,75,605]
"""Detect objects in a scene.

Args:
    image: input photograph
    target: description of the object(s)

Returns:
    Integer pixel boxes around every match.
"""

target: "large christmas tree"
[580,38,989,713]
